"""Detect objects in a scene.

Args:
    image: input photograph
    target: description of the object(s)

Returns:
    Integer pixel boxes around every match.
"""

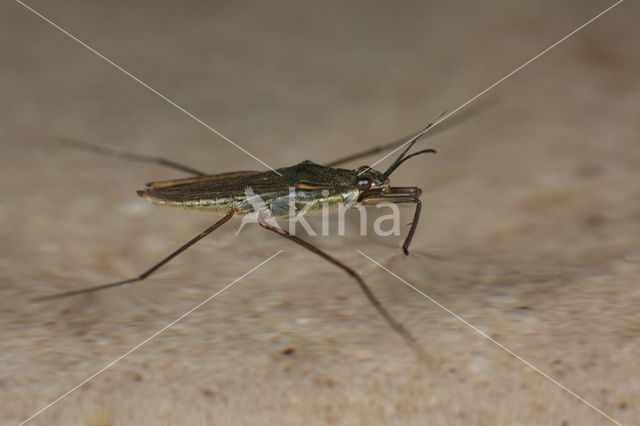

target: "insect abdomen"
[137,189,240,212]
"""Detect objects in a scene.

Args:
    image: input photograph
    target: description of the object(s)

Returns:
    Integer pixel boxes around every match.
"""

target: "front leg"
[360,188,422,255]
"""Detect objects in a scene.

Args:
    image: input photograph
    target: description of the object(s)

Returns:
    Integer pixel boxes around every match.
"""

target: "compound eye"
[356,177,372,191]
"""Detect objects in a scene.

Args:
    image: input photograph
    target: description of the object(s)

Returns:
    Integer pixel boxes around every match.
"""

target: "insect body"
[36,117,441,363]
[138,160,389,215]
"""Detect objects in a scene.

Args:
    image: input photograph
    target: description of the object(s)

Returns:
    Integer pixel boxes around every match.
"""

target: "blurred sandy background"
[1,0,639,425]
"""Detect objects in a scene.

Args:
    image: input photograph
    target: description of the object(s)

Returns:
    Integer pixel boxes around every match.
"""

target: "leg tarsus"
[257,216,431,365]
[32,209,235,301]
